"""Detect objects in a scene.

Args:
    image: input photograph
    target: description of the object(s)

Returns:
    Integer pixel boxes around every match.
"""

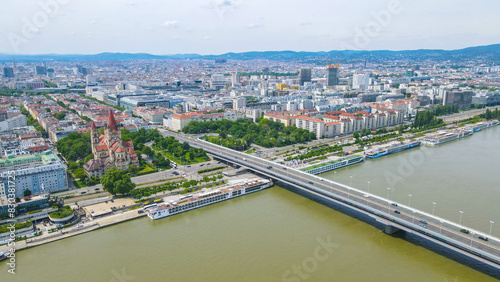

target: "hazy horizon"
[1,42,500,56]
[1,0,499,55]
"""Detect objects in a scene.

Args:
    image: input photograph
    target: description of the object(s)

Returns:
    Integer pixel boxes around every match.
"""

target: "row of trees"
[182,118,316,148]
[481,108,500,120]
[56,131,92,162]
[431,104,460,116]
[411,111,445,129]
[154,136,209,163]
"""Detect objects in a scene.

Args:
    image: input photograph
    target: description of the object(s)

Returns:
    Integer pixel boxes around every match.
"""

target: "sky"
[0,0,499,55]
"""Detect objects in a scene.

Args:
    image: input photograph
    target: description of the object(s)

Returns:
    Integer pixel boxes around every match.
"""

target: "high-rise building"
[0,150,68,197]
[406,69,415,77]
[231,72,241,87]
[352,74,370,90]
[77,65,88,76]
[326,65,339,86]
[3,67,14,78]
[35,66,47,75]
[46,68,55,78]
[298,68,312,86]
[233,98,246,110]
[443,90,473,110]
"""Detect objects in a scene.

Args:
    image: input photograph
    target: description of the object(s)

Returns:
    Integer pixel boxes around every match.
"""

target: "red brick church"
[84,110,139,178]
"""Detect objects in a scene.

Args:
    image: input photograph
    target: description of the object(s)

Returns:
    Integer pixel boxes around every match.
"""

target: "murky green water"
[1,126,499,281]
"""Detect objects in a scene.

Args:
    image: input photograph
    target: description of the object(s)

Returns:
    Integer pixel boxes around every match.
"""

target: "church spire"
[107,109,118,131]
[91,121,97,130]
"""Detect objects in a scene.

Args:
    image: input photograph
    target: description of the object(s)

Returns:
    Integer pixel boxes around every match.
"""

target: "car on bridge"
[460,229,470,234]
[267,166,273,169]
[419,220,427,224]
[478,236,489,241]
[394,210,401,214]
[391,203,398,207]
[419,224,427,229]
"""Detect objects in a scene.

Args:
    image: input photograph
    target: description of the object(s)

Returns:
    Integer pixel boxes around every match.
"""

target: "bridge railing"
[193,136,500,246]
[203,145,500,264]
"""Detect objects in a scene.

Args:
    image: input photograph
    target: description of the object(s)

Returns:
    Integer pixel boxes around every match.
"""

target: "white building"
[0,150,68,198]
[353,74,370,90]
[0,115,27,132]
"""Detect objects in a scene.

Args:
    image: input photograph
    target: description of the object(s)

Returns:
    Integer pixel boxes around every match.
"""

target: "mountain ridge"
[1,44,499,61]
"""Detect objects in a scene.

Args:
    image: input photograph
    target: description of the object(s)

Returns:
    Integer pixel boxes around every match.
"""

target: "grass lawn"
[162,152,209,165]
[73,180,86,188]
[138,166,154,174]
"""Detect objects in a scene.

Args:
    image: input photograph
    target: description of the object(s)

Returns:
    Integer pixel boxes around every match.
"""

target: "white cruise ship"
[145,179,273,220]
[421,128,473,146]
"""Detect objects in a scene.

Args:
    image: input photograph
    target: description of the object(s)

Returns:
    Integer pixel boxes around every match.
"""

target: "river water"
[1,126,499,281]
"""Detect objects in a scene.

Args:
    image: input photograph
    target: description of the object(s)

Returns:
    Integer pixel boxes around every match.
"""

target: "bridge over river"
[160,129,500,270]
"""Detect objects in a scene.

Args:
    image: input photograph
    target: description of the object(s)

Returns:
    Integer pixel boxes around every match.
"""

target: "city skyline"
[1,0,499,55]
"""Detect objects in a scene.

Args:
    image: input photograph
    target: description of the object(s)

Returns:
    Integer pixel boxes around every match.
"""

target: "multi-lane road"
[160,129,500,268]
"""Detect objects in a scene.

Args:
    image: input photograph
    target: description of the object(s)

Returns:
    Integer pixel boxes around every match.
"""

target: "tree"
[73,168,86,180]
[52,112,66,120]
[23,189,32,197]
[100,168,136,195]
[142,146,153,157]
[155,155,170,168]
[353,132,360,139]
[84,154,94,164]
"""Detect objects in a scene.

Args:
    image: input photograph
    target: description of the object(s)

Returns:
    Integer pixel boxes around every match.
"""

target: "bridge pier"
[384,225,402,235]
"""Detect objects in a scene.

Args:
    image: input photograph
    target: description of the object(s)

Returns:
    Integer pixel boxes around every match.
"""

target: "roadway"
[159,128,500,268]
[441,106,500,123]
[53,161,221,197]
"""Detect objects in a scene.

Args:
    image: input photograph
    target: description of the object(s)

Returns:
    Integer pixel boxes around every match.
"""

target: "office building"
[299,68,312,86]
[326,65,339,86]
[35,66,47,75]
[443,90,473,110]
[0,115,27,132]
[0,150,68,198]
[231,72,241,87]
[3,67,14,78]
[353,74,370,90]
[171,111,246,131]
[119,95,183,111]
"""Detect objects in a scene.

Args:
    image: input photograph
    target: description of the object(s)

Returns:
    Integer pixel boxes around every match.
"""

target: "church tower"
[104,109,121,147]
[90,121,99,156]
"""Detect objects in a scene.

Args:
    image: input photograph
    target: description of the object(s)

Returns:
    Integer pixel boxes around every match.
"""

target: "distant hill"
[1,44,499,62]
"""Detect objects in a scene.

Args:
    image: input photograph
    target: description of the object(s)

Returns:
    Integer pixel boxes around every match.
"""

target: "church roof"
[83,159,103,171]
[107,109,118,131]
[122,141,134,148]
[95,144,108,151]
[91,121,97,130]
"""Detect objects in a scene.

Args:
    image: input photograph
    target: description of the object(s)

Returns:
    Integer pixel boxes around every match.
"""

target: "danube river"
[1,126,499,281]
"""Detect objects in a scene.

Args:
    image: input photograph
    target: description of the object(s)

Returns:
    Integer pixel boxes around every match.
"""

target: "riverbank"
[0,176,265,254]
[0,209,146,254]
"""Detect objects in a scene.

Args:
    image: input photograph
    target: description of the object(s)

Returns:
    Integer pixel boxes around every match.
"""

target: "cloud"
[300,22,313,26]
[161,20,179,28]
[203,0,243,20]
[204,36,211,40]
[246,23,263,29]
[214,0,239,9]
[90,19,97,25]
